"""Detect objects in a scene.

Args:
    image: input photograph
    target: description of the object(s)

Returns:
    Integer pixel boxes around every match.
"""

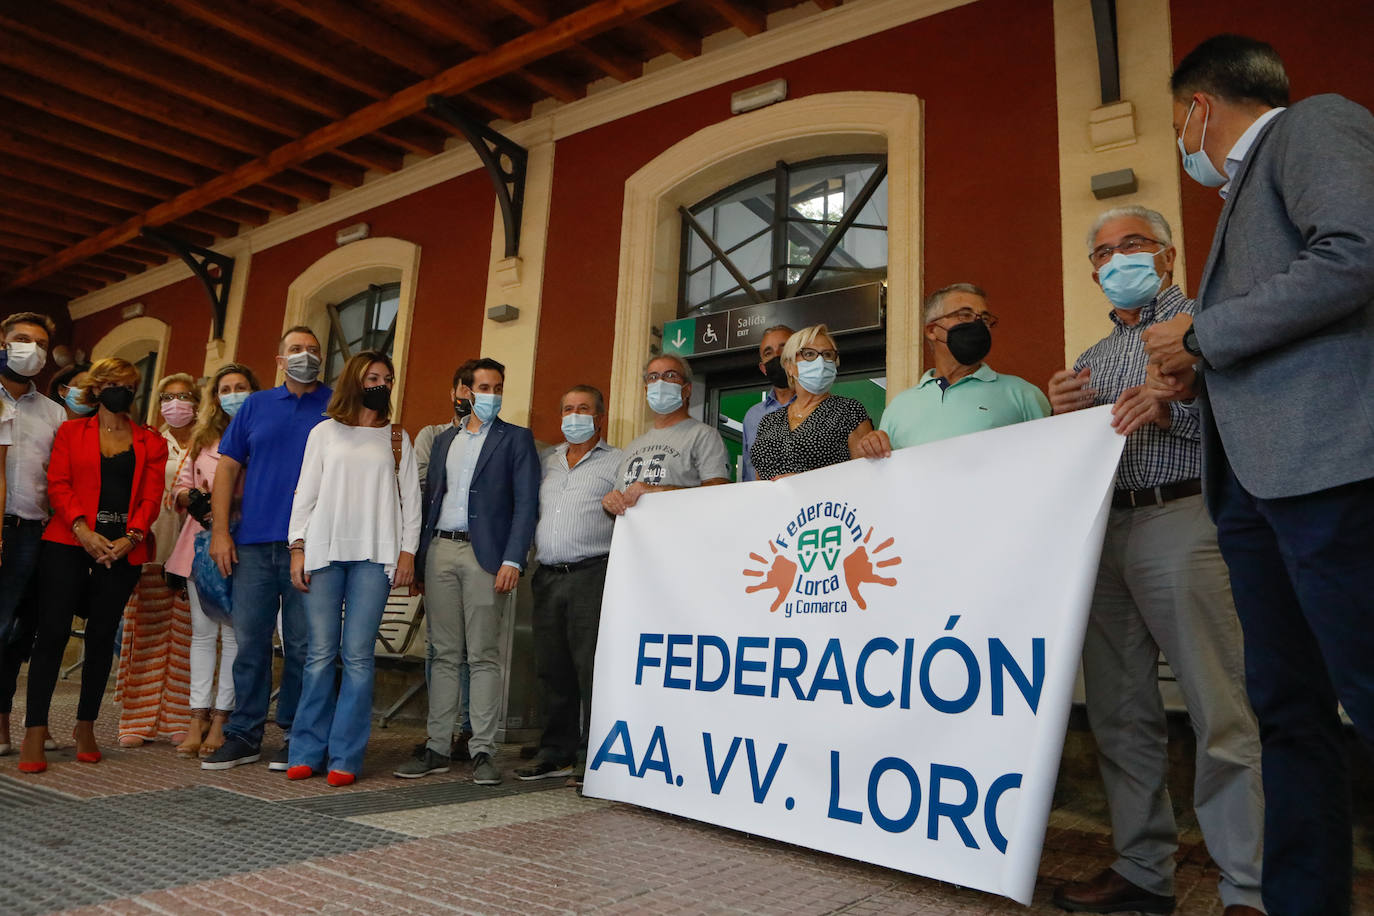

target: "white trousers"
[188,581,238,711]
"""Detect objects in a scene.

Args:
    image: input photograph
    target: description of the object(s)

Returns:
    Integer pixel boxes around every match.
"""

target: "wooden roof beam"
[15,4,407,175]
[0,233,60,258]
[0,176,228,244]
[813,0,842,9]
[573,39,645,83]
[490,0,552,26]
[88,252,148,275]
[384,1,585,105]
[701,0,767,36]
[632,13,702,60]
[160,0,478,142]
[30,278,94,298]
[3,0,684,291]
[48,260,128,285]
[0,156,250,236]
[0,126,269,223]
[0,66,339,199]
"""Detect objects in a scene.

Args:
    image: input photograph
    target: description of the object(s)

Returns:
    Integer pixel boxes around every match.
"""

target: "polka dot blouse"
[749,395,870,480]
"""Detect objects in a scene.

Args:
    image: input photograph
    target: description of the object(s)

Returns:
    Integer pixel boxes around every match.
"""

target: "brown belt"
[1112,478,1202,509]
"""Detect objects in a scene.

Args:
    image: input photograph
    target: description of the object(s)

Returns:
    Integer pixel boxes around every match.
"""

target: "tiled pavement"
[4,678,1371,915]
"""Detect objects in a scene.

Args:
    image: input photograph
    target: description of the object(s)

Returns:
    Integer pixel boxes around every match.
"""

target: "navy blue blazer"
[417,416,540,575]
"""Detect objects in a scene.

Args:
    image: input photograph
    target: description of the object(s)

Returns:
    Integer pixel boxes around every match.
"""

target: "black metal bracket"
[140,227,234,339]
[427,94,528,259]
[1090,0,1120,105]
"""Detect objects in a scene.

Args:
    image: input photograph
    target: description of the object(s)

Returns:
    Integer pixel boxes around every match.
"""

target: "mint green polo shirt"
[878,363,1051,449]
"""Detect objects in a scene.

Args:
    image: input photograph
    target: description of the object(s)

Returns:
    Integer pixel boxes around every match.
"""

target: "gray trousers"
[424,538,505,759]
[1081,493,1264,909]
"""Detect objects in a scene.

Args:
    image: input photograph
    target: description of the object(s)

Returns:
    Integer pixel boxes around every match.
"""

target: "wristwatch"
[1182,326,1202,357]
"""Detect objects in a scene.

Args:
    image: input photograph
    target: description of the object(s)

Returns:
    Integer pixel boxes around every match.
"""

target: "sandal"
[177,710,209,759]
[199,709,230,758]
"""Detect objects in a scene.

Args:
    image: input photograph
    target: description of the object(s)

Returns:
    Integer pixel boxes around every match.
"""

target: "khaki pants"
[424,538,506,759]
[1081,493,1264,910]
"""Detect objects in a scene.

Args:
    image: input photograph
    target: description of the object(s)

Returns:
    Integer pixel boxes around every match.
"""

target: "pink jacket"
[166,439,236,577]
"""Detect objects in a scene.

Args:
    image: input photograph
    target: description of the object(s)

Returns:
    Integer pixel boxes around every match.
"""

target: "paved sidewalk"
[4,678,1371,915]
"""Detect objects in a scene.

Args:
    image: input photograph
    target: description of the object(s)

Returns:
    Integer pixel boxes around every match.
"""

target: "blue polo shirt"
[218,383,332,544]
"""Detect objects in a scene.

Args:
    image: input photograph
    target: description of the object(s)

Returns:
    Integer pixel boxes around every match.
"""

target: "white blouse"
[288,419,422,577]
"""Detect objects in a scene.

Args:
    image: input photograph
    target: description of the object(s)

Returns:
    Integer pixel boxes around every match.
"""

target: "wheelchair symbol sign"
[702,323,719,344]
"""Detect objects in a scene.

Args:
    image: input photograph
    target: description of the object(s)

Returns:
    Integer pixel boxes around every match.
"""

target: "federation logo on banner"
[584,408,1124,905]
[742,501,901,614]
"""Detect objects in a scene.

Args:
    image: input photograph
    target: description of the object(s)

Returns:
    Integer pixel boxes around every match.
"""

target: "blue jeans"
[225,542,308,747]
[1213,460,1374,916]
[289,560,391,775]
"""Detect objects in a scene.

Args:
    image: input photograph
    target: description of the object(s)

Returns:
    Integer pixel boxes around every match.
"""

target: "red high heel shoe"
[73,727,101,763]
[286,765,313,780]
[326,770,355,787]
[17,760,47,773]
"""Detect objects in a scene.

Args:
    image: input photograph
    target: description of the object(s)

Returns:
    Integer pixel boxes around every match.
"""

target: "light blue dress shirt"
[435,418,492,532]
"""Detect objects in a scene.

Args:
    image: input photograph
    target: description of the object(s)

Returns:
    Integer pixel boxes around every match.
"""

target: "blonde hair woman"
[20,358,168,772]
[165,363,260,758]
[115,372,201,748]
[749,324,872,480]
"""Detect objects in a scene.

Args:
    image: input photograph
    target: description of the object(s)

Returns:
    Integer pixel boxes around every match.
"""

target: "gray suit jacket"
[1192,93,1374,504]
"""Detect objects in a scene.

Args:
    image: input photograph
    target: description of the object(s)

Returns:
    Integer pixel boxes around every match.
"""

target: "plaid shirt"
[1073,284,1201,490]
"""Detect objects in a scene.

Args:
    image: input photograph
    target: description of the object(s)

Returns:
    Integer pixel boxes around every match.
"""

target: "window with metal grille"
[323,282,401,384]
[679,156,888,317]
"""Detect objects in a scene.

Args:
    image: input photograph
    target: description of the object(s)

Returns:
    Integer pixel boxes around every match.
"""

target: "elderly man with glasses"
[855,283,1049,457]
[1043,206,1263,916]
[602,354,729,516]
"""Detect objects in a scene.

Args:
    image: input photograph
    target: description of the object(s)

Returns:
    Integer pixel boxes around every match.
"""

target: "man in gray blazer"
[1136,35,1374,916]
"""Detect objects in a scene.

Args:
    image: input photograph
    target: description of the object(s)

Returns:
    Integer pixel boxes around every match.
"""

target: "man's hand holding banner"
[584,407,1125,905]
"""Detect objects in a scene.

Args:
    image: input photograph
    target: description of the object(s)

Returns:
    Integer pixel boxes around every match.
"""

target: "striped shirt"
[535,438,623,565]
[1073,284,1201,490]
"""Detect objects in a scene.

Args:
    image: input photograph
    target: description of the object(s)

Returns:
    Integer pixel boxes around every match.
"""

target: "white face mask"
[3,340,47,378]
[282,350,321,383]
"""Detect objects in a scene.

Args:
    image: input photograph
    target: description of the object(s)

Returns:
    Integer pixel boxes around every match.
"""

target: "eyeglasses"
[158,392,196,402]
[644,370,685,383]
[795,347,838,362]
[1089,235,1165,267]
[99,383,137,392]
[932,308,998,329]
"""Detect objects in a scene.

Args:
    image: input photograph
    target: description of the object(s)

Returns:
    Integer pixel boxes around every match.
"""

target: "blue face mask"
[1097,251,1164,309]
[795,357,837,395]
[1177,100,1228,188]
[65,388,96,416]
[219,391,250,417]
[561,413,596,444]
[472,392,501,422]
[645,380,683,414]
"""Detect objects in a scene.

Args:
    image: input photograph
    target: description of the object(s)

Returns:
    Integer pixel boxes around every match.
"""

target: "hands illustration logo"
[842,527,901,610]
[743,540,797,612]
[743,525,901,613]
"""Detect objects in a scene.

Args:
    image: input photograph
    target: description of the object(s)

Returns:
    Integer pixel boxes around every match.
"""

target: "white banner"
[584,407,1124,904]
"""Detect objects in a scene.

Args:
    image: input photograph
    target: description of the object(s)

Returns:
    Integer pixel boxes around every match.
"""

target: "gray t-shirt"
[617,417,730,490]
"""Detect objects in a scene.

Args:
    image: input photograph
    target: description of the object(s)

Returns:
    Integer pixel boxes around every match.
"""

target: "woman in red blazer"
[18,357,168,773]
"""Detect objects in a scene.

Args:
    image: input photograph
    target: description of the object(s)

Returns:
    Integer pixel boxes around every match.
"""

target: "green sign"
[663,318,696,356]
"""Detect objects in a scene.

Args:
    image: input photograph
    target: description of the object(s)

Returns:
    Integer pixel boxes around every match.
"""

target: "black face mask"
[361,385,391,414]
[944,320,992,366]
[762,356,790,389]
[98,386,136,414]
[453,397,472,421]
